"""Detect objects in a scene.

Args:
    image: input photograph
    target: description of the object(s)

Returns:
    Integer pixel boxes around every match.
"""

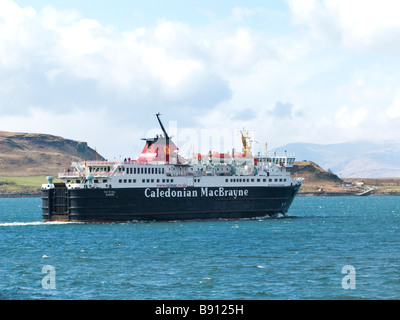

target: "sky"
[1,0,400,160]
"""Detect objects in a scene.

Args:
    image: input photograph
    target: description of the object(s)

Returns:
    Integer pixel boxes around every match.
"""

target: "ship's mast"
[156,112,169,139]
[156,113,170,163]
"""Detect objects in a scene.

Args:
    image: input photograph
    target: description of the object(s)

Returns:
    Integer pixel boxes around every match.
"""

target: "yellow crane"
[240,130,252,156]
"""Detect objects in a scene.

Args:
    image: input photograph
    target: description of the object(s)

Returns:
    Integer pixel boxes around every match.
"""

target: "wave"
[255,212,291,219]
[0,221,76,227]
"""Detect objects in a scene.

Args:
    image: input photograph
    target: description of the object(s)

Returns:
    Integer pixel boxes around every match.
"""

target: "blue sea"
[1,196,399,300]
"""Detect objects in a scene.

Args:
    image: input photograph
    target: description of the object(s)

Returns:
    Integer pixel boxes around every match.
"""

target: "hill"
[287,161,346,195]
[0,131,104,177]
[272,141,400,178]
[288,161,342,185]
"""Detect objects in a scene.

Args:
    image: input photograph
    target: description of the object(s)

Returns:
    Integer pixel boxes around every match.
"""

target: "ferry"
[42,114,303,222]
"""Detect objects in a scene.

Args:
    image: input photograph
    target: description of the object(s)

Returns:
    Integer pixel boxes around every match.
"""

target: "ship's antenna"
[155,112,169,139]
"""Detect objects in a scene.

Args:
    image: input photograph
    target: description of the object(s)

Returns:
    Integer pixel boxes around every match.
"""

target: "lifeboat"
[209,151,232,164]
[233,152,254,165]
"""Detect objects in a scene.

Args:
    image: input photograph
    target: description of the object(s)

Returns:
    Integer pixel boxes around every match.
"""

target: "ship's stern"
[41,176,70,222]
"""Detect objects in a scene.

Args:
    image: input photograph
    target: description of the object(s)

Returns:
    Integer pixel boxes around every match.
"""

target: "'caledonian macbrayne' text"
[145,187,249,199]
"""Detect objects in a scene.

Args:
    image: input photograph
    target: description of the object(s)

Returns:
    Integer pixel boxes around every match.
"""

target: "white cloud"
[230,7,254,22]
[0,3,236,117]
[387,95,400,119]
[335,105,368,128]
[213,27,258,75]
[287,0,400,51]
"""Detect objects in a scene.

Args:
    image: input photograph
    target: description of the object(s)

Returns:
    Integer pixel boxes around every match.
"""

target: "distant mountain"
[0,131,104,176]
[271,141,400,178]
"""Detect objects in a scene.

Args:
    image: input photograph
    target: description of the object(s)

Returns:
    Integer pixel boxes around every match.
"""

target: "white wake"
[0,221,75,227]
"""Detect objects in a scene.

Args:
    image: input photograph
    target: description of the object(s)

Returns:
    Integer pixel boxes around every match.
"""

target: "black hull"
[42,185,300,222]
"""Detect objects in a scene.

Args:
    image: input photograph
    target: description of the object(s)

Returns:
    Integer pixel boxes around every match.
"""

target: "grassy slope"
[0,176,61,194]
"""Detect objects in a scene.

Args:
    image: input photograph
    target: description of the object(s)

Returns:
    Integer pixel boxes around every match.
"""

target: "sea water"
[0,196,399,300]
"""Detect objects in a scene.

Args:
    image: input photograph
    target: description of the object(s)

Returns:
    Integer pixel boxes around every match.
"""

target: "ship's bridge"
[266,155,295,167]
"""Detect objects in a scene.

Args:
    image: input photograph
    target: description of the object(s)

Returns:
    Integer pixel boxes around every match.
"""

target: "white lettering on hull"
[144,187,249,199]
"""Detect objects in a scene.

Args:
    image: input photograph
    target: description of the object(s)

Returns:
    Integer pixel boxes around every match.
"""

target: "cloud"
[230,7,254,22]
[269,101,295,118]
[334,105,369,128]
[286,0,400,52]
[0,2,237,121]
[387,95,400,119]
